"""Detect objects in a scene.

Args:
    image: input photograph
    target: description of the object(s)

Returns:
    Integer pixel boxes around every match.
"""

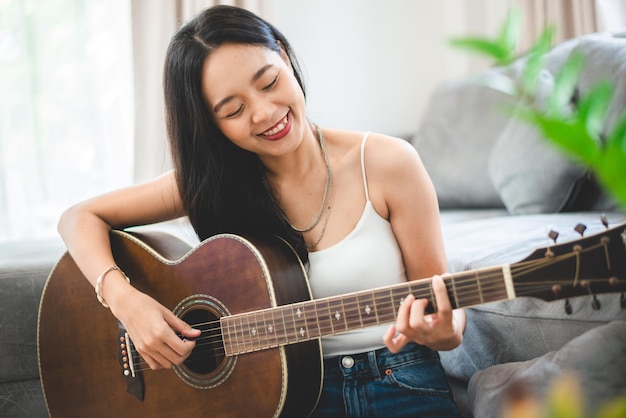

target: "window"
[0,0,133,242]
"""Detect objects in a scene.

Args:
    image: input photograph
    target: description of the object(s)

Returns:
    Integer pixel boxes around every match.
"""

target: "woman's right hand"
[107,277,202,370]
[57,171,199,369]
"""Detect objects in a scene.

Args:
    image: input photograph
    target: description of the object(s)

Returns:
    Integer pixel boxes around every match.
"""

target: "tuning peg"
[574,223,587,236]
[564,298,572,315]
[600,214,609,229]
[591,295,601,310]
[548,229,559,244]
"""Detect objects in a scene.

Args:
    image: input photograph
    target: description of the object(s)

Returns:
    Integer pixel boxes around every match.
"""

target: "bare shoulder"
[324,129,417,163]
[361,132,423,179]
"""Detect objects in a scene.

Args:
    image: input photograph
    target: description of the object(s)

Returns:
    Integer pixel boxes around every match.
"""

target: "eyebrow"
[212,64,275,114]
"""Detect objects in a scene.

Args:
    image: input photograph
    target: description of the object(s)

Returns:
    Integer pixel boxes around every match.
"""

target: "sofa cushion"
[575,35,626,134]
[0,379,48,418]
[467,320,626,418]
[0,238,65,384]
[487,34,625,215]
[411,78,513,209]
[487,111,594,215]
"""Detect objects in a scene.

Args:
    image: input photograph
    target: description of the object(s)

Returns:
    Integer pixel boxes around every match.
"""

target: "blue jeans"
[309,343,460,418]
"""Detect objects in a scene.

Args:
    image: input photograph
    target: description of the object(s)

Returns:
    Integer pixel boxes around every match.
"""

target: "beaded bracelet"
[95,265,130,308]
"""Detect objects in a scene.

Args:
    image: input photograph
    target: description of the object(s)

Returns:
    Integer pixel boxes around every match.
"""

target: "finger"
[141,352,162,370]
[408,297,429,330]
[395,294,415,333]
[432,275,453,320]
[383,325,408,354]
[166,313,202,339]
[162,312,199,358]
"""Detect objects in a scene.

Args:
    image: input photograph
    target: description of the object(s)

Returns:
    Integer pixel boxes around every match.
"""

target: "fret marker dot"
[335,311,341,321]
[251,329,257,336]
[299,327,305,337]
[364,305,371,315]
[268,324,274,333]
[296,308,302,318]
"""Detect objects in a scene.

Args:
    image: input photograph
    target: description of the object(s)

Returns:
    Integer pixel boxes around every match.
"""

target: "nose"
[250,95,276,125]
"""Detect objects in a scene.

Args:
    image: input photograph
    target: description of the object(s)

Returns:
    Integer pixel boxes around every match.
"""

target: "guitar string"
[132,273,616,373]
[126,244,616,371]
[130,246,605,368]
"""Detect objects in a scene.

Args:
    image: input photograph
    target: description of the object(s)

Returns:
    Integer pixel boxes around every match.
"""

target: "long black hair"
[163,5,308,261]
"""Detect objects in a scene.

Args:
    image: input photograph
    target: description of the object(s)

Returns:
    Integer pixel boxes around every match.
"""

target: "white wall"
[267,0,512,136]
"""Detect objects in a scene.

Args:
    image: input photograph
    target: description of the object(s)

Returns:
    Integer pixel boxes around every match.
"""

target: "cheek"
[216,120,253,147]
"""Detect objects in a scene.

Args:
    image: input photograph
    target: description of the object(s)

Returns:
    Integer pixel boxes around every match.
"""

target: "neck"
[262,123,325,185]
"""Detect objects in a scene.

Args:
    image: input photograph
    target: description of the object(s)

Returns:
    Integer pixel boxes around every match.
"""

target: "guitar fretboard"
[221,265,509,356]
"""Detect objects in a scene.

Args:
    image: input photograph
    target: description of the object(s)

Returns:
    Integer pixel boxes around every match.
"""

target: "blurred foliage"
[450,9,626,211]
[501,373,626,418]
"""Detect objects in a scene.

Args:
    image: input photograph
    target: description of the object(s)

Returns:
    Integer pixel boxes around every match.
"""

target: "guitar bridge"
[118,322,144,401]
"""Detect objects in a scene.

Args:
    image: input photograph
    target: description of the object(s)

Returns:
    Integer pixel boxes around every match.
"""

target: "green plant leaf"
[596,114,626,208]
[534,114,601,166]
[449,37,510,63]
[497,8,522,61]
[521,26,554,95]
[578,81,614,138]
[595,393,626,418]
[549,51,585,116]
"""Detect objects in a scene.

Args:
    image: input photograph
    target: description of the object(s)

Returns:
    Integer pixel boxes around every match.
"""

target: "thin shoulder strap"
[360,132,371,202]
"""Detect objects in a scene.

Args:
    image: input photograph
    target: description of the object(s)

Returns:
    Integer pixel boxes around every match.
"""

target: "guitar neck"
[221,265,511,356]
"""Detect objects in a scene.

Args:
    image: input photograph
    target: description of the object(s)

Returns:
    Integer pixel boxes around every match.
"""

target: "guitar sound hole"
[173,294,235,389]
[180,308,224,374]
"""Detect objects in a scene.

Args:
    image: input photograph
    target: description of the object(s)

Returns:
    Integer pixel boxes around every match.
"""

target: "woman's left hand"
[383,275,465,353]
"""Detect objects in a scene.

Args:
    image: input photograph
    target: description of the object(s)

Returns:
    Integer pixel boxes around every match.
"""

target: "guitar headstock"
[511,220,626,310]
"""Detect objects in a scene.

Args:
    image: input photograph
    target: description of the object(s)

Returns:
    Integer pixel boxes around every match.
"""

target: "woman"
[58,5,465,417]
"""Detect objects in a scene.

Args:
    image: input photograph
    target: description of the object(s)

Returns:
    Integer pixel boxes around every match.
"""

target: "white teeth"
[262,115,288,136]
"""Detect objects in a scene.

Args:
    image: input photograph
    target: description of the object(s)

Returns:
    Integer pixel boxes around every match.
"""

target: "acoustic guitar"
[38,222,626,417]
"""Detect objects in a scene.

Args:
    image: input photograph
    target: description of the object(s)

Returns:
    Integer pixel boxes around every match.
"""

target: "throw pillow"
[411,75,516,209]
[487,67,596,214]
[467,320,626,418]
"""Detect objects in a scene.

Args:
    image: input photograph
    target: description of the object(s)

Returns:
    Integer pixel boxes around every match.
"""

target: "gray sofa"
[1,32,625,418]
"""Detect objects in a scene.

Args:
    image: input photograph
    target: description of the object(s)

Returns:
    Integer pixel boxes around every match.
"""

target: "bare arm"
[363,136,466,352]
[57,171,201,369]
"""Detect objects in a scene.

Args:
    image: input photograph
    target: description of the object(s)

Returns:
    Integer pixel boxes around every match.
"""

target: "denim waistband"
[323,343,437,380]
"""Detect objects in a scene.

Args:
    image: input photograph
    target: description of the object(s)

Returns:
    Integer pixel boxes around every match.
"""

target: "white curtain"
[130,0,268,183]
[0,0,134,242]
[517,0,598,51]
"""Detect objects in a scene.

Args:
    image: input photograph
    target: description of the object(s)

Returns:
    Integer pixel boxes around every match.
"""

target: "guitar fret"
[234,315,246,354]
[291,302,309,341]
[263,309,278,349]
[300,302,322,339]
[449,275,460,309]
[358,291,379,327]
[275,306,289,346]
[480,267,509,303]
[309,301,322,338]
[342,295,362,330]
[328,297,347,334]
[354,295,364,328]
[221,317,232,355]
[253,311,269,350]
[476,271,485,304]
[372,289,395,323]
[314,299,333,336]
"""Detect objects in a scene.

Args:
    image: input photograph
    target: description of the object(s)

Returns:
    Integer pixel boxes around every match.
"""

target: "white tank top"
[307,132,407,358]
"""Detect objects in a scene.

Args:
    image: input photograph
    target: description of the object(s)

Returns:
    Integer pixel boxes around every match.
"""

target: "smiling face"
[201,43,308,157]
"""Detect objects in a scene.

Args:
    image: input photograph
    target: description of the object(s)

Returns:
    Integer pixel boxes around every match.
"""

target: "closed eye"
[226,105,244,118]
[262,75,278,91]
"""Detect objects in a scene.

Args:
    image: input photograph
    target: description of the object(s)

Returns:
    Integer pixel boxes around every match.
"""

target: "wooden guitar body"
[38,231,323,418]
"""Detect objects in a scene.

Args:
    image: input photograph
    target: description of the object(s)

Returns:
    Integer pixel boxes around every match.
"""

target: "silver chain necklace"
[288,126,333,233]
